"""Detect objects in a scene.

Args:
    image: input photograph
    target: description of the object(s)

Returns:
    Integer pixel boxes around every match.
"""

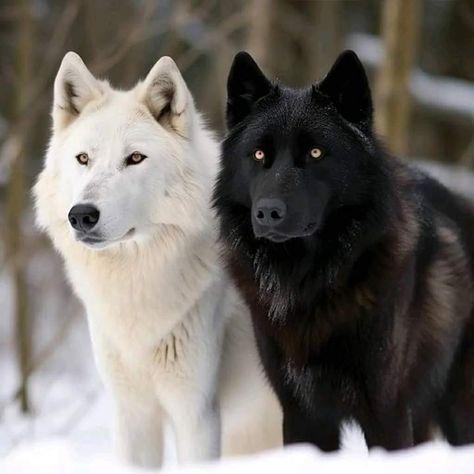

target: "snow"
[2,441,474,473]
[2,438,139,474]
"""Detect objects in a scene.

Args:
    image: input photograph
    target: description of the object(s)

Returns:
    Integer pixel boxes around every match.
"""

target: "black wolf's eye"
[254,149,265,162]
[76,153,89,166]
[126,152,147,166]
[310,148,323,160]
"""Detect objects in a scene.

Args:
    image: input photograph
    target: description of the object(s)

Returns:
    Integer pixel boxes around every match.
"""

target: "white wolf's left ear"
[53,52,105,131]
[140,56,193,137]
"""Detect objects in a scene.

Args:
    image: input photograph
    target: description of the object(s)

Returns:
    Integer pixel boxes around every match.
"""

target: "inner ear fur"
[53,51,105,131]
[141,56,193,136]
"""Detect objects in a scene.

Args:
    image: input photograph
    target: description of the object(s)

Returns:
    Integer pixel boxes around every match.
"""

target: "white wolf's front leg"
[156,313,224,464]
[170,394,221,463]
[114,399,164,468]
[89,327,165,467]
[158,359,222,464]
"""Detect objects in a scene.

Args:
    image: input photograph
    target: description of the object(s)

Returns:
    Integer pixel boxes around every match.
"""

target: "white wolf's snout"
[66,202,126,249]
[67,196,137,249]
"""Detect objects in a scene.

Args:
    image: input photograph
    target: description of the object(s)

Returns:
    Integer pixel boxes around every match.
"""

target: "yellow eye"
[126,152,147,166]
[310,148,323,159]
[76,153,89,165]
[254,149,265,162]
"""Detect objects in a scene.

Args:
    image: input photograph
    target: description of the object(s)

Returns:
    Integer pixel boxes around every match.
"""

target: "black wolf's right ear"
[318,50,373,129]
[226,52,272,128]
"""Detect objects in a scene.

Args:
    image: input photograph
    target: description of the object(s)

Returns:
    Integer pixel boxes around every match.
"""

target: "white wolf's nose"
[68,204,100,232]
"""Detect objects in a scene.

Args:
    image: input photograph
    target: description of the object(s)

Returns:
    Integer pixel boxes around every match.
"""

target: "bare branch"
[176,6,248,72]
[0,310,80,417]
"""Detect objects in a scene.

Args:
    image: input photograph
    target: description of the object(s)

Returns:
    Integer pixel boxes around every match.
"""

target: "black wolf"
[213,50,474,451]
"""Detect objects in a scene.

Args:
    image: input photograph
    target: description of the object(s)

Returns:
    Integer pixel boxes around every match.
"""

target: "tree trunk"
[246,0,273,71]
[6,0,33,413]
[305,0,343,83]
[375,0,421,156]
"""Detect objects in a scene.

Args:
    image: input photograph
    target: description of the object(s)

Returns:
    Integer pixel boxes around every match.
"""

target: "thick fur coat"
[213,50,474,451]
[34,52,281,467]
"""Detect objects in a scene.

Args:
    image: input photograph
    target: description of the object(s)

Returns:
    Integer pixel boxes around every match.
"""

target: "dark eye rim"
[75,152,89,165]
[125,152,148,166]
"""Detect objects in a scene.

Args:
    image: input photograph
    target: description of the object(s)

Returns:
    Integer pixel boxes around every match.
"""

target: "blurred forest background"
[0,0,473,457]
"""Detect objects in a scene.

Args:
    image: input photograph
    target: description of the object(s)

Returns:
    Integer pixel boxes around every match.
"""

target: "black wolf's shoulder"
[409,164,474,249]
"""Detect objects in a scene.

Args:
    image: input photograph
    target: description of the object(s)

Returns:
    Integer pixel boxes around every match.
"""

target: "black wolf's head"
[216,50,381,244]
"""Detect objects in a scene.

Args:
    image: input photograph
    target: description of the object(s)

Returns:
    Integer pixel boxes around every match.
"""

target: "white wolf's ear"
[140,57,193,137]
[53,52,104,131]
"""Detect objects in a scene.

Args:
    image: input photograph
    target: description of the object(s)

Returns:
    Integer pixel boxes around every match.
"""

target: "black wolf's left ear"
[318,50,373,129]
[226,52,272,129]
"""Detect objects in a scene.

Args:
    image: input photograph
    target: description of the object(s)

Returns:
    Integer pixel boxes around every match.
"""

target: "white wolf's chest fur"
[63,230,226,387]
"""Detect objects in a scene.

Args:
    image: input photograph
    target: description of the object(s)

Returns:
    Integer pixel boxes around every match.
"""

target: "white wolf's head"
[35,52,217,252]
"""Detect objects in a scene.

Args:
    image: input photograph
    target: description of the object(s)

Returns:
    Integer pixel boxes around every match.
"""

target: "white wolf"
[34,52,281,467]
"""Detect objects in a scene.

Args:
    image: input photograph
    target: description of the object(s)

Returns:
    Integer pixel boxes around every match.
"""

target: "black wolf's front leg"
[361,401,414,450]
[282,402,341,452]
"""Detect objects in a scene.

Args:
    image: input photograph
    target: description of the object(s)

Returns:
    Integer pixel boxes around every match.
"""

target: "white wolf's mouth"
[77,228,135,249]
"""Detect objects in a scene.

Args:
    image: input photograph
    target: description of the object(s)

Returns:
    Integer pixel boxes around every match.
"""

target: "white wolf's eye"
[254,149,265,162]
[76,153,89,166]
[126,152,147,166]
[310,148,323,160]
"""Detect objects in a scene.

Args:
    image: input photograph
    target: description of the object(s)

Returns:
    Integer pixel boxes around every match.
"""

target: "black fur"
[213,50,474,451]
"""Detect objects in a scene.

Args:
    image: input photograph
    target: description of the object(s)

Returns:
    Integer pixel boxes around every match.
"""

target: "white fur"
[34,52,281,467]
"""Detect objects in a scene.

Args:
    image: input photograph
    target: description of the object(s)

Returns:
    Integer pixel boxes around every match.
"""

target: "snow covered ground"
[2,438,474,473]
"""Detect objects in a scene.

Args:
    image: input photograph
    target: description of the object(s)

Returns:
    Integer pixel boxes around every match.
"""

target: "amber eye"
[254,149,265,162]
[310,148,323,159]
[126,152,147,166]
[76,153,89,165]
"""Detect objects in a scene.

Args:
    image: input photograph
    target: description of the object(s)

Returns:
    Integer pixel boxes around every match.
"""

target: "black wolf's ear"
[318,50,373,129]
[226,52,272,128]
[53,52,106,131]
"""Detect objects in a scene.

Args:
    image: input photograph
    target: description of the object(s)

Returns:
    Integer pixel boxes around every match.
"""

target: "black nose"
[68,204,100,232]
[254,198,287,227]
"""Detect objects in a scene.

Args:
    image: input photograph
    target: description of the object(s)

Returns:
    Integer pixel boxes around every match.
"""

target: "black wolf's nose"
[68,204,100,232]
[254,198,287,227]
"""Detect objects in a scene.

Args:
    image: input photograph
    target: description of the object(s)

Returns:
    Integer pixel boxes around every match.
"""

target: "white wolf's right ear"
[140,56,193,137]
[53,52,104,131]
